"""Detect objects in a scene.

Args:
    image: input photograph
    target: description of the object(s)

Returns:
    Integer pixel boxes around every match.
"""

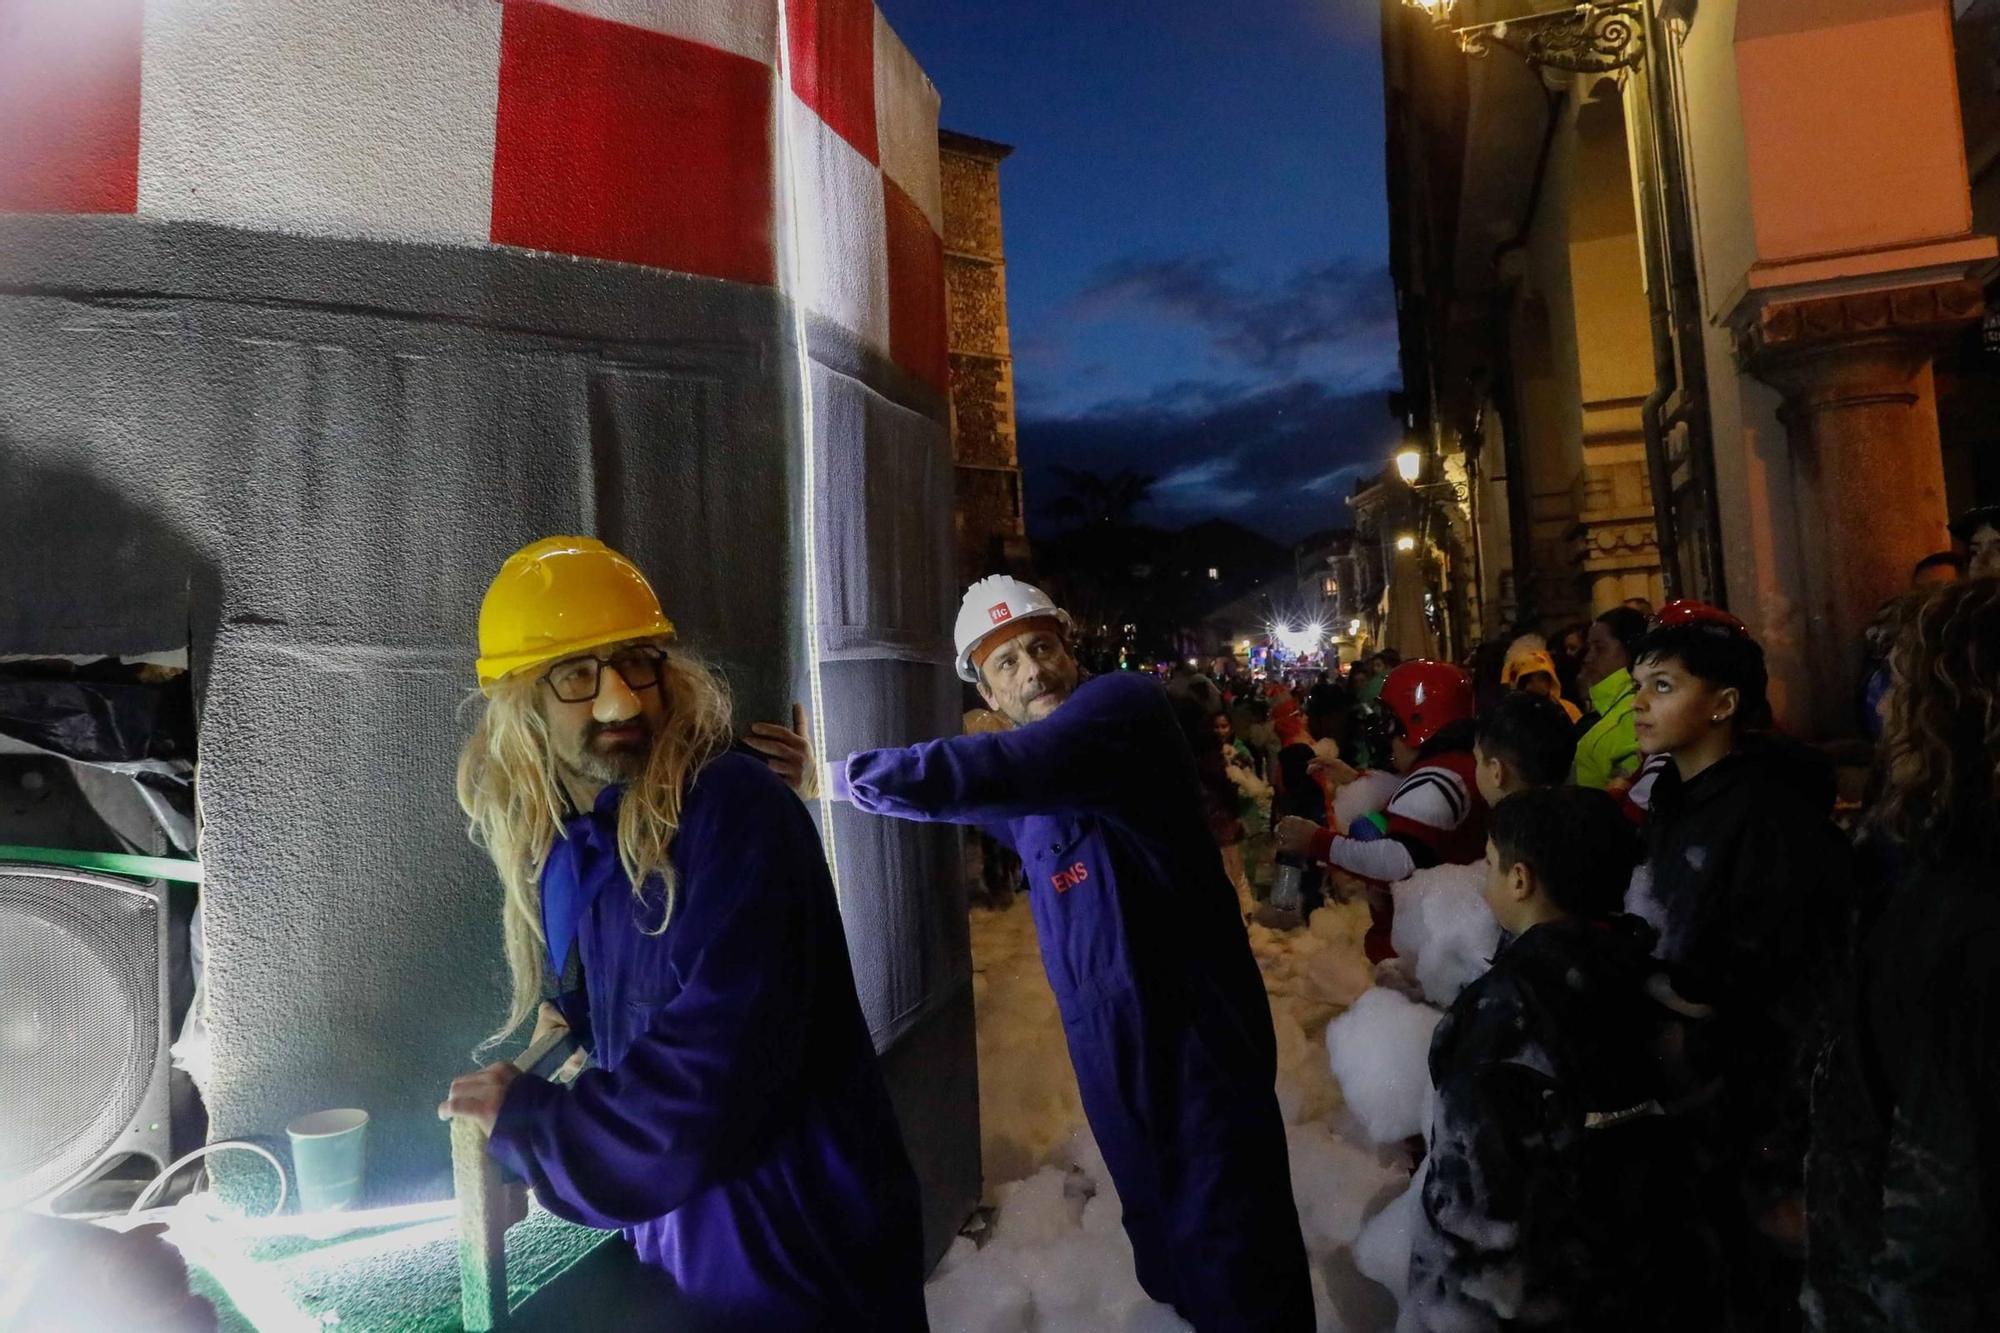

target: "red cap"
[1653,599,1747,634]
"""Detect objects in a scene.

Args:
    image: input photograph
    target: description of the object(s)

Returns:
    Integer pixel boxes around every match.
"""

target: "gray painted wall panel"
[1,219,976,1247]
[801,357,978,1258]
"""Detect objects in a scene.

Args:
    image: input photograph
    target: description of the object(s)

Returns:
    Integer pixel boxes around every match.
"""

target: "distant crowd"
[956,512,2000,1331]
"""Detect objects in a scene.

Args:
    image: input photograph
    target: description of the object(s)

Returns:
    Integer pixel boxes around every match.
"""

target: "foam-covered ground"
[932,895,1421,1332]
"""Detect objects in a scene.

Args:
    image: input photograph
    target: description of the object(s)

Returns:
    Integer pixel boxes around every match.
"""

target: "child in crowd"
[1214,705,1256,773]
[1470,691,1580,806]
[1274,660,1485,958]
[1500,634,1582,723]
[1178,697,1254,913]
[1409,786,1716,1332]
[1630,610,1851,1329]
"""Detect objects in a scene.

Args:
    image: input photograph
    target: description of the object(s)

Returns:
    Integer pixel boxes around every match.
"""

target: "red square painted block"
[784,0,876,165]
[492,2,775,284]
[0,0,141,213]
[884,174,946,392]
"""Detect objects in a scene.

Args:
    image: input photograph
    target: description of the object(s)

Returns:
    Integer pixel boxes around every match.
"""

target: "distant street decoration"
[1407,1,1648,76]
[1274,621,1327,658]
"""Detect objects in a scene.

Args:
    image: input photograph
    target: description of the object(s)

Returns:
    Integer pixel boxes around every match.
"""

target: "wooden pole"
[453,1029,570,1331]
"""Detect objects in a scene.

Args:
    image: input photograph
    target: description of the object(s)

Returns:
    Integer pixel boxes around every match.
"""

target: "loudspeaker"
[0,863,172,1209]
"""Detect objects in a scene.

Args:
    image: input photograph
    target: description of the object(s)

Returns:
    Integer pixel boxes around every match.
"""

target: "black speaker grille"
[0,867,160,1207]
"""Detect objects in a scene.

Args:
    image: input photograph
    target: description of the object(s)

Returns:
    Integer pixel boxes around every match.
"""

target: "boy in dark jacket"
[1630,614,1851,1329]
[1409,786,1714,1333]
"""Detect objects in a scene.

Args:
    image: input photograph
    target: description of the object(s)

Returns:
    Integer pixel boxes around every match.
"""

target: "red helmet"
[1379,660,1475,749]
[1653,599,1747,634]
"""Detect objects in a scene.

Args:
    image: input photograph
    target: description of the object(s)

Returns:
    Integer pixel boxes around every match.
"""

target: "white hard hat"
[953,575,1073,683]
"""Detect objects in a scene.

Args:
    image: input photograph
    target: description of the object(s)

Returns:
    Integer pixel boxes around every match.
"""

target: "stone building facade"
[1383,0,1994,734]
[940,129,1031,582]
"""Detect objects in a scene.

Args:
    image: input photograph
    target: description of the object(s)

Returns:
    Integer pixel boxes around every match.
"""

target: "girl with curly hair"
[1808,577,2000,1331]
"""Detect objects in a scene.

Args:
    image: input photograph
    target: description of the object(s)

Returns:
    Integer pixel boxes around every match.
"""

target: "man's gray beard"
[562,739,650,788]
[1008,687,1066,726]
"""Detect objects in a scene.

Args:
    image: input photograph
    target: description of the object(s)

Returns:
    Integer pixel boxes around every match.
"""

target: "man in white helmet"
[831,575,1314,1333]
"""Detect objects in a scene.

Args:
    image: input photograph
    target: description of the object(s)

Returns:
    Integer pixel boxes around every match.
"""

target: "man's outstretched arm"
[837,674,1159,824]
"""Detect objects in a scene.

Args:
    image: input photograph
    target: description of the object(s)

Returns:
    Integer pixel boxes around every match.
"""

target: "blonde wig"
[456,646,734,1046]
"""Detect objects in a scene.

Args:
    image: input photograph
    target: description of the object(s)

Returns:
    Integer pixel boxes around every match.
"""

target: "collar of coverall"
[970,613,1067,679]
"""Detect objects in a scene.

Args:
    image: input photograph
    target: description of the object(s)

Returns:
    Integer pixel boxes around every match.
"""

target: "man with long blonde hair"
[439,537,924,1330]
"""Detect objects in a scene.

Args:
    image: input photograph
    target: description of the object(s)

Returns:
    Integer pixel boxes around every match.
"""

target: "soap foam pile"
[929,894,1429,1332]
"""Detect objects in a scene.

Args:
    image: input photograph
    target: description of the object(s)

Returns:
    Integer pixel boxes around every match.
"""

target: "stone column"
[1386,540,1438,660]
[1742,278,1982,732]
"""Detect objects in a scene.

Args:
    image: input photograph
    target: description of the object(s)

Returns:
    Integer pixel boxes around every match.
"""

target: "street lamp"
[1397,0,1645,73]
[1391,448,1470,505]
[1396,534,1418,552]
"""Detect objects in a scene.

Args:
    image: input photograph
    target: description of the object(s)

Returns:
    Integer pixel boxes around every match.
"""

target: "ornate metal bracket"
[1408,478,1471,504]
[1453,2,1647,74]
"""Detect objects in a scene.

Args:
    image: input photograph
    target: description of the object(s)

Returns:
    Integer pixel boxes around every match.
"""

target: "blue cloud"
[1019,379,1403,544]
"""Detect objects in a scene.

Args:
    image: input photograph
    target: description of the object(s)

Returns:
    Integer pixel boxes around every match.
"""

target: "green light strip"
[0,844,204,883]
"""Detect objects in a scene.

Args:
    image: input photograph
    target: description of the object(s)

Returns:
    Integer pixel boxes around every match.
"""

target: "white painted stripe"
[772,6,840,904]
[525,0,777,65]
[138,0,502,246]
[872,8,942,234]
[783,91,890,352]
[1388,770,1469,828]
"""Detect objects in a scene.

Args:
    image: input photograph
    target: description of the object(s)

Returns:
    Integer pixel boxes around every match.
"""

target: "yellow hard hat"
[474,537,676,693]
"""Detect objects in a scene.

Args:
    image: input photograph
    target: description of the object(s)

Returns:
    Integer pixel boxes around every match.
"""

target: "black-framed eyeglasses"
[540,646,666,703]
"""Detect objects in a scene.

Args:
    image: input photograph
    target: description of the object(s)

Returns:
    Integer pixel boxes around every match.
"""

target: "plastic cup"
[287,1108,368,1212]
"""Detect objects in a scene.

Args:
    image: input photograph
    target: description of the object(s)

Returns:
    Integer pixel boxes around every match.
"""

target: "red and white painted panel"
[0,0,945,391]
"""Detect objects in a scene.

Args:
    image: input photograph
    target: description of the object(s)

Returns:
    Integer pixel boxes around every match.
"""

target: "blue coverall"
[488,752,928,1332]
[840,672,1315,1332]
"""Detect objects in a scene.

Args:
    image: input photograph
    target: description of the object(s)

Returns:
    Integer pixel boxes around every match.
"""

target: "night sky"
[877,0,1404,544]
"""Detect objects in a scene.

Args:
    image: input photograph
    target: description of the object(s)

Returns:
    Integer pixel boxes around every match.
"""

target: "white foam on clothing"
[1625,863,1667,937]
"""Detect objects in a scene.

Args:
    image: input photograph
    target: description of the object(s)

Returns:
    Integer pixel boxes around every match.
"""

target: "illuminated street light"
[1395,448,1422,484]
[1395,534,1417,552]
